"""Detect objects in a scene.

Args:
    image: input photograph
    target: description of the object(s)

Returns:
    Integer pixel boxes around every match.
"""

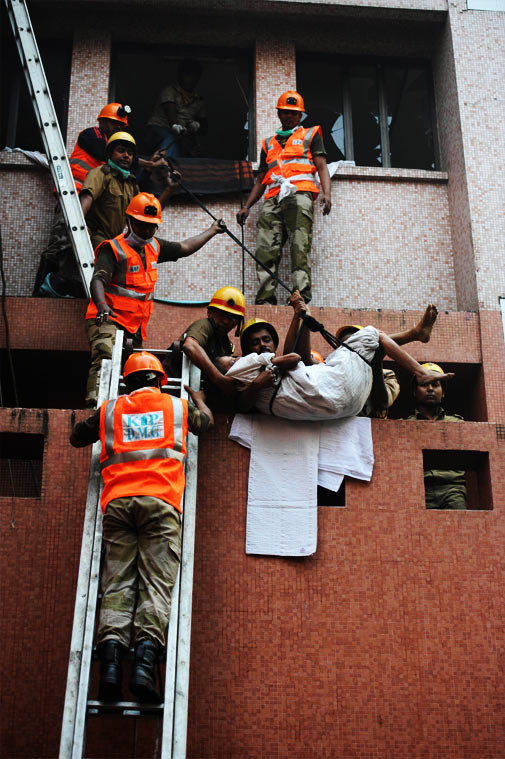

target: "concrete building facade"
[1,0,505,757]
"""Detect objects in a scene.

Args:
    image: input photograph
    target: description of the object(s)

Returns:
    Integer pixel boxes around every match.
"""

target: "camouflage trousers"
[425,481,467,510]
[85,319,142,406]
[255,191,314,304]
[96,496,182,649]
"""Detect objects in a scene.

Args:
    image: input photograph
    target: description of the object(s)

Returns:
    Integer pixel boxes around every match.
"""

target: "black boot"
[97,640,124,702]
[130,639,163,703]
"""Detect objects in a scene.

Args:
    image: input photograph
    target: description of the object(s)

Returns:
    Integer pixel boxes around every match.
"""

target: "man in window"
[407,363,467,510]
[236,90,331,305]
[144,59,207,158]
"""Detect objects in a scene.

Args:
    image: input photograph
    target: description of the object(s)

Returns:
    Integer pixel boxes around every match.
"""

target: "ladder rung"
[87,700,164,717]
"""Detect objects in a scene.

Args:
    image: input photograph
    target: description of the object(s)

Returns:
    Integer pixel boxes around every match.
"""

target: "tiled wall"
[2,405,505,758]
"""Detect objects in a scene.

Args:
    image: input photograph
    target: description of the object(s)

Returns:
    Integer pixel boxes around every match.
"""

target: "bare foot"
[416,368,454,385]
[414,303,438,343]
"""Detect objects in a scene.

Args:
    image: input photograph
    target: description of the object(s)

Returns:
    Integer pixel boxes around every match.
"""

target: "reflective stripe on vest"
[100,446,185,471]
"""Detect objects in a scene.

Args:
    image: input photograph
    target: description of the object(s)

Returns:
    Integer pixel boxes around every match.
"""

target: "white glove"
[172,124,186,135]
[187,120,200,133]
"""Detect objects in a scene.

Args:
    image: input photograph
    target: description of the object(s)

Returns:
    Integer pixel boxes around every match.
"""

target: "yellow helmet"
[421,362,444,374]
[240,318,279,353]
[209,287,246,318]
[335,324,363,342]
[106,131,137,154]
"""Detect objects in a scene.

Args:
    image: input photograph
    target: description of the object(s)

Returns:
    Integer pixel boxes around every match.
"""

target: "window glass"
[384,64,436,170]
[1,24,71,150]
[349,64,382,167]
[297,59,345,162]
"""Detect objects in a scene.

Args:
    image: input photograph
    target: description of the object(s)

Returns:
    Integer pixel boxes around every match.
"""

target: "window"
[0,350,90,409]
[297,54,439,170]
[110,45,253,160]
[422,450,492,511]
[1,12,71,150]
[0,433,44,498]
[318,481,346,507]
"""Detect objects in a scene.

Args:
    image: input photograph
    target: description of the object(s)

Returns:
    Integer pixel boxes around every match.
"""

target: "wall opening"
[386,363,485,422]
[0,349,89,409]
[318,480,346,507]
[422,450,492,511]
[0,432,43,498]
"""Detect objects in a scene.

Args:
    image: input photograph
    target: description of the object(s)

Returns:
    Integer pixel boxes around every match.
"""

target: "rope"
[170,169,371,366]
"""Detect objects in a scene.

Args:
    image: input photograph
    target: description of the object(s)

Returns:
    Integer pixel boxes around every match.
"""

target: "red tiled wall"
[1,410,505,758]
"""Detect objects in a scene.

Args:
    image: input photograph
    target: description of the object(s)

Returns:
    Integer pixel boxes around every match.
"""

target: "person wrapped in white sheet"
[217,324,453,422]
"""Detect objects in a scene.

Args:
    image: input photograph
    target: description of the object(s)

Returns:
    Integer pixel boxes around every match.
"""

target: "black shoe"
[130,639,163,703]
[97,640,124,702]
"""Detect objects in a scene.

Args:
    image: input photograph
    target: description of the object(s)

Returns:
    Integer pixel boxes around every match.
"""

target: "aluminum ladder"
[60,332,201,759]
[4,0,94,296]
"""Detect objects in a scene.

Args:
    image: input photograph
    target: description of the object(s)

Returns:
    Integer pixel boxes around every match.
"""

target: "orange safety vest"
[85,234,160,339]
[262,126,322,200]
[69,132,105,192]
[99,387,189,514]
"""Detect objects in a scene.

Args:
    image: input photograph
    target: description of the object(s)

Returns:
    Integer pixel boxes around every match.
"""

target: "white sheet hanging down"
[229,414,374,557]
[230,414,374,493]
[226,326,379,421]
[244,416,319,557]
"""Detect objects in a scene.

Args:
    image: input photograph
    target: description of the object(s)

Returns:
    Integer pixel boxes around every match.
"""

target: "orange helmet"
[97,103,131,126]
[310,350,324,364]
[126,193,162,224]
[123,351,167,385]
[209,286,246,318]
[276,90,305,112]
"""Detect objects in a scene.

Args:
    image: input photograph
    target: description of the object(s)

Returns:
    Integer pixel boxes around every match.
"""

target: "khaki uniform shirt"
[81,165,139,249]
[407,407,466,486]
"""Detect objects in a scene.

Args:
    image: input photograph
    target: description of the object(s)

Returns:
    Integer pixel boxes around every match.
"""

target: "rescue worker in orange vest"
[237,90,331,305]
[84,191,225,407]
[70,351,213,702]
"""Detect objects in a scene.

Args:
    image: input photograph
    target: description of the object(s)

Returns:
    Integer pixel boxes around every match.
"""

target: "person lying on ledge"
[217,297,452,421]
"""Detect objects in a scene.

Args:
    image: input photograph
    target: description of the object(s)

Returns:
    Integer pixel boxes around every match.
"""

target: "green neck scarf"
[108,158,131,179]
[275,128,296,137]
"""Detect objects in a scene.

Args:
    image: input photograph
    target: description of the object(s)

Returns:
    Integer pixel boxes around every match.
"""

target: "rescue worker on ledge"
[164,287,246,400]
[35,102,130,298]
[237,90,331,305]
[408,363,467,510]
[70,351,214,703]
[84,192,225,407]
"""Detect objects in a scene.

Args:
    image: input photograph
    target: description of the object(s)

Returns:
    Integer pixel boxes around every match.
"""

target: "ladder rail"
[4,0,94,295]
[59,333,124,759]
[172,362,201,759]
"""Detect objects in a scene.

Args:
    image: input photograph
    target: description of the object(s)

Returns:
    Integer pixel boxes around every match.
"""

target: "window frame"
[296,52,441,171]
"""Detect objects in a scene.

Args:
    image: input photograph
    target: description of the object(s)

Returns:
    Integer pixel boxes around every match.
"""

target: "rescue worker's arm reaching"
[178,219,225,257]
[183,337,236,395]
[236,170,267,225]
[184,385,214,430]
[283,289,312,364]
[313,154,332,215]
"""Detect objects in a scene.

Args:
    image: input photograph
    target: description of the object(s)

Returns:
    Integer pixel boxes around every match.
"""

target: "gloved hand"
[187,120,200,133]
[172,124,186,135]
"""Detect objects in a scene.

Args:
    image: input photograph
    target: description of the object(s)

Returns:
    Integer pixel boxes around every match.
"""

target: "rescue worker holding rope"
[70,351,214,703]
[84,191,225,406]
[237,90,331,305]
